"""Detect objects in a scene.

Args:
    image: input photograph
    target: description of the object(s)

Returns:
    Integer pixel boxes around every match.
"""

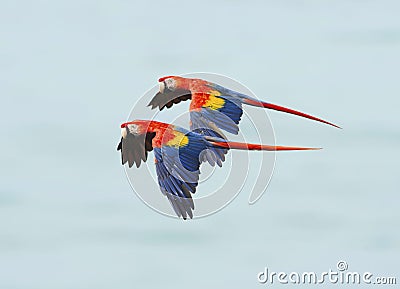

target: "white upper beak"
[121,127,127,138]
[159,81,165,93]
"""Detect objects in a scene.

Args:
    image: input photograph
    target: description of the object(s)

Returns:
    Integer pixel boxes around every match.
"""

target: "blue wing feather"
[154,133,208,219]
[191,95,243,135]
[191,127,228,167]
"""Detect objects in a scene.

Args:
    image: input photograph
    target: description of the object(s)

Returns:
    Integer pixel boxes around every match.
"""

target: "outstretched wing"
[154,148,197,220]
[191,123,229,167]
[187,89,243,165]
[148,88,192,111]
[117,129,156,168]
[154,131,207,219]
[190,94,244,135]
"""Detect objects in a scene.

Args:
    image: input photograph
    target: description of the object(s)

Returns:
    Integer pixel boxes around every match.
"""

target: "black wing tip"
[147,101,163,111]
[148,91,163,110]
[148,89,192,112]
[118,133,155,169]
[117,138,122,151]
[147,101,157,110]
[166,193,194,220]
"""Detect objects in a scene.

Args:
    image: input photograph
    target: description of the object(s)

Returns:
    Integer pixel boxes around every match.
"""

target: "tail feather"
[243,98,341,129]
[206,138,321,151]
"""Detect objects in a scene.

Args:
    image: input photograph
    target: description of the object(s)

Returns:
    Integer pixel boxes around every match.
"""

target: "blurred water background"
[0,1,399,288]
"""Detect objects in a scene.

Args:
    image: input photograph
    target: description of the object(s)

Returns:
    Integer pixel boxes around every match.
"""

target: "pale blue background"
[1,1,399,288]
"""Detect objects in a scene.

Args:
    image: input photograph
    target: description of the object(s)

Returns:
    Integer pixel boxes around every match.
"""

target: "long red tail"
[243,98,341,129]
[208,140,321,151]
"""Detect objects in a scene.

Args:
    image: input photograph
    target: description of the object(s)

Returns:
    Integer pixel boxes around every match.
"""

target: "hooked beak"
[121,127,127,138]
[159,81,165,93]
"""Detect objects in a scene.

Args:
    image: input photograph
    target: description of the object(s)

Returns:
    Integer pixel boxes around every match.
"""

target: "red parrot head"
[158,75,190,93]
[120,120,151,136]
[158,76,179,93]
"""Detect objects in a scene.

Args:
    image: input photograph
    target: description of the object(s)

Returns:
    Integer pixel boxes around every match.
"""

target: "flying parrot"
[117,120,320,219]
[148,76,339,166]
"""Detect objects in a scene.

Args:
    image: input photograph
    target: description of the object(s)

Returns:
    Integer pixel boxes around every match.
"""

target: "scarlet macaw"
[148,76,340,134]
[117,120,319,219]
[148,75,339,168]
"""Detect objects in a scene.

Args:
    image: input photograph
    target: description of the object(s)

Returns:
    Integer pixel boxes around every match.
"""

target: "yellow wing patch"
[204,90,225,110]
[166,131,189,148]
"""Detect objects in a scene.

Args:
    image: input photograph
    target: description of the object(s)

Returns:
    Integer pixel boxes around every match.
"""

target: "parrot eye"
[128,124,140,135]
[164,78,176,91]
